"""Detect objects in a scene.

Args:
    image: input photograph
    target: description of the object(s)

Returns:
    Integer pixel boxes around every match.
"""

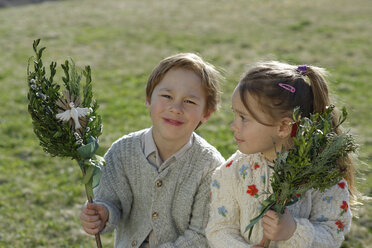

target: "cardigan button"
[131,240,137,247]
[155,179,163,187]
[152,212,159,219]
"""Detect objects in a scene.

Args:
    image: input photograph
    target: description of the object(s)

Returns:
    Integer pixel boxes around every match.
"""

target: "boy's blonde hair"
[146,53,222,113]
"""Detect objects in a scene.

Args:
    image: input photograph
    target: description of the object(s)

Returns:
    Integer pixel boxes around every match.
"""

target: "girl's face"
[230,88,289,161]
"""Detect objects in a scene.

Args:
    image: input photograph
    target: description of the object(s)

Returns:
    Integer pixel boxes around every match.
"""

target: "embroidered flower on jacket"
[338,182,346,189]
[212,179,220,189]
[226,160,233,167]
[323,196,333,203]
[218,206,228,217]
[316,215,329,222]
[340,201,349,216]
[247,184,259,198]
[240,165,249,179]
[336,220,344,233]
[254,163,260,170]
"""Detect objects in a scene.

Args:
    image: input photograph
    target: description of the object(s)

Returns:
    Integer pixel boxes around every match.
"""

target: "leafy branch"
[245,105,357,247]
[27,39,104,248]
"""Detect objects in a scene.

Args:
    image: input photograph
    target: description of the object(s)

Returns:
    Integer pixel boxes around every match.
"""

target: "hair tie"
[297,65,307,75]
[278,83,296,93]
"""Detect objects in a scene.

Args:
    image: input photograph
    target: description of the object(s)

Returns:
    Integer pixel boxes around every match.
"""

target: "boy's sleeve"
[278,179,352,248]
[93,141,133,234]
[157,155,224,248]
[205,161,254,248]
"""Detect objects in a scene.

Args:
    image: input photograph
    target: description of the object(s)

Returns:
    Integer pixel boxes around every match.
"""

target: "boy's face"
[146,68,211,149]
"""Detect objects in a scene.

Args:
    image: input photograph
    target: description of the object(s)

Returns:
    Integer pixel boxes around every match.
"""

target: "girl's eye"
[240,115,248,122]
[184,100,196,105]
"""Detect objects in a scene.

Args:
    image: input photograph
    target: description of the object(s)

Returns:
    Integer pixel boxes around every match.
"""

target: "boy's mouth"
[163,117,184,126]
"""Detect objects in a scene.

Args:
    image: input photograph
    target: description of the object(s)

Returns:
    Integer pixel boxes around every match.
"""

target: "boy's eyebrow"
[158,87,202,101]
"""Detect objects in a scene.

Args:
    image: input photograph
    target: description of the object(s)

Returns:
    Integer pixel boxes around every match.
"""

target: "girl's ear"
[277,117,293,139]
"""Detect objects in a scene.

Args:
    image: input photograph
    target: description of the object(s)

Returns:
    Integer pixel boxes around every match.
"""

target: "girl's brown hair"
[237,61,357,201]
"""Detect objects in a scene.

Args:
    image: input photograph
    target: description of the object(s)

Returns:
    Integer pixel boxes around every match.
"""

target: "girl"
[206,61,356,248]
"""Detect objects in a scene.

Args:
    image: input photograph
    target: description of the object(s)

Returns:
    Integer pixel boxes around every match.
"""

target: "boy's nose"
[169,101,183,114]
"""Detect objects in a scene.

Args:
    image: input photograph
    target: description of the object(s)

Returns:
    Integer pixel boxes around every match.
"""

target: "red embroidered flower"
[340,201,348,216]
[338,182,346,189]
[335,220,344,233]
[247,184,259,197]
[254,163,260,170]
[291,123,298,138]
[226,160,233,167]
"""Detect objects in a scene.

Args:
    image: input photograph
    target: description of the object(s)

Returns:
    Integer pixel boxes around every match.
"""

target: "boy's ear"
[145,98,151,109]
[200,110,214,124]
[277,117,293,138]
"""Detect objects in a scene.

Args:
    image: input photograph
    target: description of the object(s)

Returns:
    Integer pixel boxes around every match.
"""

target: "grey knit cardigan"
[94,129,225,248]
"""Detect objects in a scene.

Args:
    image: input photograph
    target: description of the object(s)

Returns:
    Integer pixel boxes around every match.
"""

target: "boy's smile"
[146,67,211,160]
[163,117,184,126]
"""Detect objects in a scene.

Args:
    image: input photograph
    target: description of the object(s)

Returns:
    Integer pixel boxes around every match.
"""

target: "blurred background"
[0,0,371,247]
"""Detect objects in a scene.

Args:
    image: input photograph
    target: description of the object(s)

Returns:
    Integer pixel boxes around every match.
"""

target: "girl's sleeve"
[206,161,254,248]
[278,179,352,248]
[93,141,133,234]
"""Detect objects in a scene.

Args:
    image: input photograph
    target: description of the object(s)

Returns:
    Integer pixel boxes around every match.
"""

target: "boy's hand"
[80,203,109,235]
[261,208,296,241]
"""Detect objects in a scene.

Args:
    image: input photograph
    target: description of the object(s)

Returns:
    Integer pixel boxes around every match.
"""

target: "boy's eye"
[184,99,196,105]
[161,94,171,99]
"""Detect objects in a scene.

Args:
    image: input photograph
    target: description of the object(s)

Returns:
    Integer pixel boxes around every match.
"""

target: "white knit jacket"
[206,151,352,248]
[93,129,225,248]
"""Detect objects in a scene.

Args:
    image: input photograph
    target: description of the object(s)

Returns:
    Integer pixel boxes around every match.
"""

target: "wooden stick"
[82,167,103,248]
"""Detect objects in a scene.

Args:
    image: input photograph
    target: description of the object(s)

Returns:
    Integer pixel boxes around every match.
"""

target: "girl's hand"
[261,208,296,241]
[80,203,109,235]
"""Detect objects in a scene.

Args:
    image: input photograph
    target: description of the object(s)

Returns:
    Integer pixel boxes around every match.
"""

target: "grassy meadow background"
[0,0,371,247]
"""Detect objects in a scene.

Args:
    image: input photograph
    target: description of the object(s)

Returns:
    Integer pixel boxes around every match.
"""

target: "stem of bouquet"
[82,167,103,248]
[264,239,271,248]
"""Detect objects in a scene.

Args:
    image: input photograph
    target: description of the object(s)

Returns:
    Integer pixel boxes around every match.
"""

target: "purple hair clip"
[278,83,296,93]
[297,65,307,75]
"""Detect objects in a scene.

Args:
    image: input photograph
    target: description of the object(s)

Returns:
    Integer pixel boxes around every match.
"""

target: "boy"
[80,53,225,248]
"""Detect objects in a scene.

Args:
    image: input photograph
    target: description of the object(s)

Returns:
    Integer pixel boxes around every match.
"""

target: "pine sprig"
[27,39,104,247]
[27,39,102,159]
[245,105,358,245]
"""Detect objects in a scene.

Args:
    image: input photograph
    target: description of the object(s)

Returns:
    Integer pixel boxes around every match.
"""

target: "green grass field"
[0,0,371,247]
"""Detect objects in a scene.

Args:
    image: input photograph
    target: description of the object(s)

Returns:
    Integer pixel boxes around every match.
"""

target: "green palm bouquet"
[245,105,357,248]
[27,39,105,248]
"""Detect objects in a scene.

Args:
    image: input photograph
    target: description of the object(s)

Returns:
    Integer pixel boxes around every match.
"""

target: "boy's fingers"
[83,207,98,215]
[82,219,102,229]
[83,226,100,235]
[86,203,99,210]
